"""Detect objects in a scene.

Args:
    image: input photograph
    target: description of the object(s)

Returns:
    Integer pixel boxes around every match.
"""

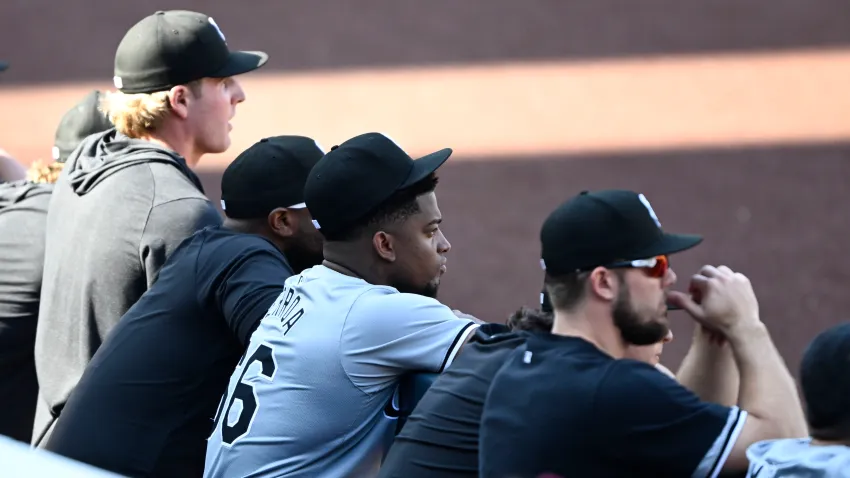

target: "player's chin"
[205,139,230,155]
[424,278,441,298]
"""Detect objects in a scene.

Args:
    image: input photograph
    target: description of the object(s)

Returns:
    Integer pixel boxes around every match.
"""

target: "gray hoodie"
[747,438,850,477]
[32,129,222,444]
[0,180,52,442]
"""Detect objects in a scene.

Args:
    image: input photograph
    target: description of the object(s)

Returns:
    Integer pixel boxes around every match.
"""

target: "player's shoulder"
[196,227,283,262]
[185,227,287,287]
[350,286,451,317]
[596,357,679,398]
[201,226,277,250]
[0,180,53,210]
[305,266,431,306]
[604,357,676,385]
[595,357,706,420]
[298,265,391,297]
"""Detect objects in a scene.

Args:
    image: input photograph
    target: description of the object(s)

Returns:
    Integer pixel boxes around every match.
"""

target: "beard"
[392,276,440,299]
[612,281,670,346]
[285,241,325,274]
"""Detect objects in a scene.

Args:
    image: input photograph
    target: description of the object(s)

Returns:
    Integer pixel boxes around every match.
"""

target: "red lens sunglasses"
[605,255,669,279]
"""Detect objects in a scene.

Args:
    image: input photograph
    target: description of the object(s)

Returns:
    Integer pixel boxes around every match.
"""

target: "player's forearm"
[675,326,739,406]
[727,322,807,437]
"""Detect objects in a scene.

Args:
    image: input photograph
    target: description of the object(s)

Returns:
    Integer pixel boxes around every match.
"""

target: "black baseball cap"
[53,90,114,163]
[800,322,850,433]
[221,136,325,219]
[304,132,451,236]
[113,10,268,94]
[540,189,702,276]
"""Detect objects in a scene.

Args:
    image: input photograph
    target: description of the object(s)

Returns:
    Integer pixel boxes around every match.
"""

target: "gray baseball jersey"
[204,265,477,478]
[746,438,850,477]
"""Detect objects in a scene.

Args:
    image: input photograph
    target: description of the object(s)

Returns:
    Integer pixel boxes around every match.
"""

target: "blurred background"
[1,0,849,376]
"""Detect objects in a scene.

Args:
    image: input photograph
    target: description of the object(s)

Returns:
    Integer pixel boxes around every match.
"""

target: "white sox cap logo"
[208,17,226,42]
[638,193,662,228]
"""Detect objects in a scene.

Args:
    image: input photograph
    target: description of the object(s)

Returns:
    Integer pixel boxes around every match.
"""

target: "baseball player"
[0,91,113,442]
[479,189,807,477]
[26,90,113,184]
[379,289,732,477]
[378,307,552,478]
[746,323,850,477]
[31,10,267,446]
[43,136,325,477]
[204,132,481,478]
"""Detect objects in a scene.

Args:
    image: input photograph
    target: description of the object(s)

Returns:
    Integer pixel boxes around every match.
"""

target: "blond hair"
[99,80,203,138]
[26,159,65,184]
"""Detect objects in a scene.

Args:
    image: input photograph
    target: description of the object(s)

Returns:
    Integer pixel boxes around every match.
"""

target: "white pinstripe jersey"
[204,265,477,478]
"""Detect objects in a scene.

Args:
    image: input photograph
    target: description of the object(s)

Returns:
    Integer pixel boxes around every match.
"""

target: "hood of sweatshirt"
[64,128,204,196]
[0,180,53,211]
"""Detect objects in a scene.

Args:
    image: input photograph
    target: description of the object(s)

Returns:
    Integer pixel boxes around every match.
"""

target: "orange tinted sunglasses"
[606,255,669,278]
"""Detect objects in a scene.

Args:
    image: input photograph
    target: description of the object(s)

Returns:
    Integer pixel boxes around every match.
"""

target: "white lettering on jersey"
[265,286,305,335]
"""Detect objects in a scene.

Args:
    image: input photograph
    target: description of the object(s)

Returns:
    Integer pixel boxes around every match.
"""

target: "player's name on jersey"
[265,281,305,336]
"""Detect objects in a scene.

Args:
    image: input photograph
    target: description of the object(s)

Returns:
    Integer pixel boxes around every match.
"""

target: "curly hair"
[26,160,64,184]
[100,80,203,138]
[506,306,553,333]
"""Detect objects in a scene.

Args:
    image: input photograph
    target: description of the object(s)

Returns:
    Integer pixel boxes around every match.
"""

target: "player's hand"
[666,265,760,337]
[694,323,728,345]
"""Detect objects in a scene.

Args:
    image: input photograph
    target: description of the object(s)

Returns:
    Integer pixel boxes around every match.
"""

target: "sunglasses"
[607,255,681,310]
[605,255,670,279]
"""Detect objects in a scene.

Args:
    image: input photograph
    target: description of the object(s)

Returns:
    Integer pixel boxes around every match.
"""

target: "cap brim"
[211,51,268,78]
[400,148,452,188]
[634,232,703,259]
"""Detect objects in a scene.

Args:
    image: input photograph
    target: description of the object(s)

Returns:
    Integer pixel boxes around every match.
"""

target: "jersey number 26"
[212,343,277,445]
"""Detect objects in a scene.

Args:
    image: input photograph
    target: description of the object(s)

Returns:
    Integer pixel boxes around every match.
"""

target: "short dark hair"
[544,269,627,312]
[544,271,591,312]
[321,174,439,242]
[800,322,850,441]
[506,306,553,333]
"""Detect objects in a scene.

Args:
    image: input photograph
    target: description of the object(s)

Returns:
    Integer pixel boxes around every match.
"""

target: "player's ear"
[167,84,192,120]
[372,231,396,262]
[267,208,296,238]
[588,267,618,302]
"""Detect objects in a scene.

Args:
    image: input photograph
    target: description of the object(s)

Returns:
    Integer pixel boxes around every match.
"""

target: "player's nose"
[663,267,677,287]
[437,229,451,254]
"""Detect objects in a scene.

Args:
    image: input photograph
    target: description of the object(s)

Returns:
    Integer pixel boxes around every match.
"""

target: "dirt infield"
[3,0,850,376]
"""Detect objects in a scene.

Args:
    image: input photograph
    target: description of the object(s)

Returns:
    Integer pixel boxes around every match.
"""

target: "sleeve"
[596,360,748,478]
[340,291,478,393]
[139,198,222,287]
[213,247,293,345]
